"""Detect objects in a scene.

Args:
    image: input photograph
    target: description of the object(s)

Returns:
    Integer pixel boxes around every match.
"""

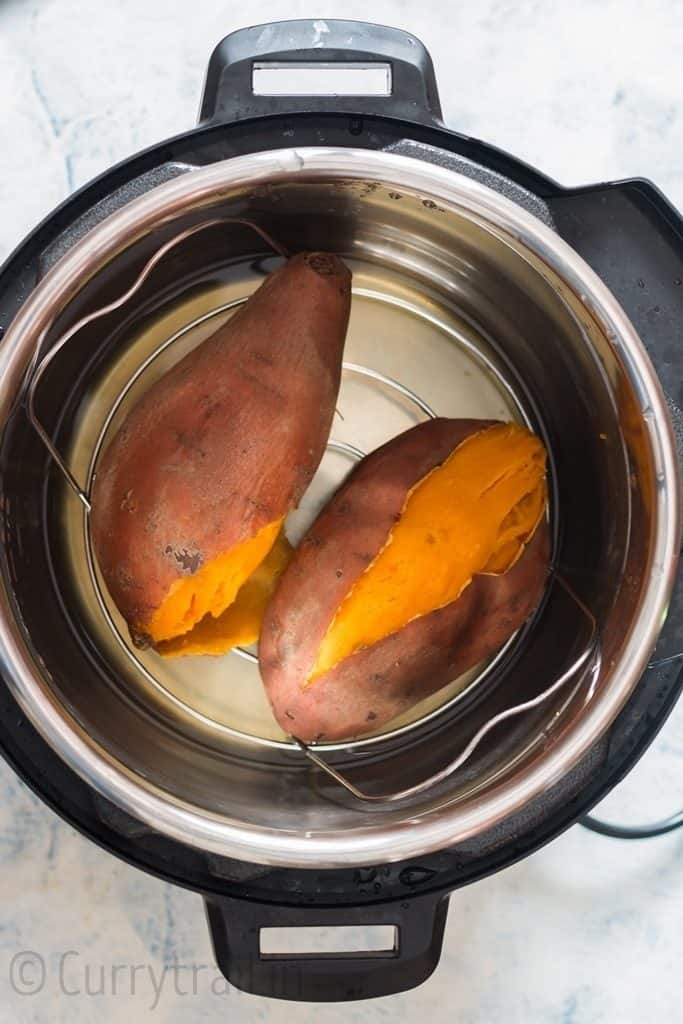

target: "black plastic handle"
[199,20,443,127]
[546,178,683,471]
[205,891,449,1001]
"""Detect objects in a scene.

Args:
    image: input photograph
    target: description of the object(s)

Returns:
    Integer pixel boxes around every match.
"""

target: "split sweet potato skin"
[259,418,550,742]
[91,252,351,643]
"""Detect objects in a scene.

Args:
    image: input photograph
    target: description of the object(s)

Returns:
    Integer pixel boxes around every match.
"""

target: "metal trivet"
[27,216,603,805]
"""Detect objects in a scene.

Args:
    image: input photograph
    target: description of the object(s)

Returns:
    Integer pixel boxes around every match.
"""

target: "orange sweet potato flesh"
[148,517,283,644]
[311,423,546,681]
[91,252,351,648]
[158,532,292,657]
[260,419,550,742]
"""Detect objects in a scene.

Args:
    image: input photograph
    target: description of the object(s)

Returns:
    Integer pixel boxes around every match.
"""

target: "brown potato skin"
[91,252,351,638]
[259,418,550,742]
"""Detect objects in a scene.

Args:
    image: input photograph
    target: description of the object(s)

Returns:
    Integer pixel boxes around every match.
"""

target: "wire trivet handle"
[294,573,600,804]
[26,217,288,511]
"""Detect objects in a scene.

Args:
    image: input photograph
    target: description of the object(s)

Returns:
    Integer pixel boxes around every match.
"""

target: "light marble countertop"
[1,1,683,1021]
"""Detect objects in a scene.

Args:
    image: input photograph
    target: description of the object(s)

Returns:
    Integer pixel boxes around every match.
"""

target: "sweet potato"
[91,252,351,649]
[259,419,550,742]
[157,532,292,658]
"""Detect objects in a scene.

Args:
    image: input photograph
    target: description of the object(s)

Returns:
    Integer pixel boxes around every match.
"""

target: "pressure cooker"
[0,19,681,1001]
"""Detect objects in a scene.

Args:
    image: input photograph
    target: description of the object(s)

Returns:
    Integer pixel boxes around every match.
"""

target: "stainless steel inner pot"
[0,148,678,867]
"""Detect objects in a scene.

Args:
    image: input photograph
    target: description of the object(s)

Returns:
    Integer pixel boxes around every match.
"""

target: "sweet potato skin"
[259,418,550,742]
[91,252,351,639]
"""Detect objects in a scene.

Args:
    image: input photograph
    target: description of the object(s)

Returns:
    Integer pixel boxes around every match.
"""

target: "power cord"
[579,653,683,839]
[580,810,683,839]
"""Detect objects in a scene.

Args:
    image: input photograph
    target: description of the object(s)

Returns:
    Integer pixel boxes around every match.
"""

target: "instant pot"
[0,20,681,1001]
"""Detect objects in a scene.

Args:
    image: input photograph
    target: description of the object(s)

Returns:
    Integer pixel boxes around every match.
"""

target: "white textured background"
[1,1,683,1021]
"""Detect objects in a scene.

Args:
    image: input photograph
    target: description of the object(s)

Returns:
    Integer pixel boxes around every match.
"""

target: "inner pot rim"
[0,147,678,868]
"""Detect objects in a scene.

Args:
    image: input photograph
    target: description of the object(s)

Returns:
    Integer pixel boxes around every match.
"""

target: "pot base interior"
[62,252,528,752]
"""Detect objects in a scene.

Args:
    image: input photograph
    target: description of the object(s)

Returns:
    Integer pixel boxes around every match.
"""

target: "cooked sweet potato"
[91,252,351,649]
[157,531,292,658]
[259,419,550,742]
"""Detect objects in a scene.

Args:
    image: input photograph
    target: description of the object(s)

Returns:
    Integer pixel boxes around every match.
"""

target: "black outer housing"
[0,20,681,1002]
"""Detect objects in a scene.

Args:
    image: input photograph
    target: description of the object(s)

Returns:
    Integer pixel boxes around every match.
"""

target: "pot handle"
[547,178,683,474]
[204,890,449,1001]
[199,20,443,127]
